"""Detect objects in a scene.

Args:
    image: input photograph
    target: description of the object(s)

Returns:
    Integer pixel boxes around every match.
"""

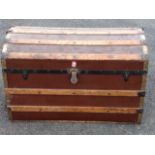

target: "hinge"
[138,91,145,97]
[123,71,130,81]
[137,108,144,113]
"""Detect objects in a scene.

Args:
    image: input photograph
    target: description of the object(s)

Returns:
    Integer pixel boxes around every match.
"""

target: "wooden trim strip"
[5,88,142,97]
[141,60,148,90]
[8,105,140,114]
[1,59,12,119]
[142,45,148,60]
[1,59,11,107]
[11,27,143,30]
[1,59,8,88]
[9,27,144,35]
[5,52,143,61]
[7,39,143,46]
[138,60,148,123]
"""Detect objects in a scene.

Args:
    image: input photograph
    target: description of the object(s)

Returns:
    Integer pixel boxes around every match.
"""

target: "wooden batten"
[1,59,11,105]
[9,27,144,35]
[8,105,140,114]
[1,58,12,119]
[8,108,13,120]
[7,39,144,46]
[137,59,148,123]
[5,52,143,61]
[1,59,8,88]
[5,88,142,97]
[141,60,148,90]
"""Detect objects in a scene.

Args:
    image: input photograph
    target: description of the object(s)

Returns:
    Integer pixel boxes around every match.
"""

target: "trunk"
[1,26,148,123]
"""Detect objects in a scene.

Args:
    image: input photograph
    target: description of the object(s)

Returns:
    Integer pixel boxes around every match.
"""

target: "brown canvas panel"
[6,59,144,70]
[9,95,140,107]
[10,112,139,122]
[7,74,142,90]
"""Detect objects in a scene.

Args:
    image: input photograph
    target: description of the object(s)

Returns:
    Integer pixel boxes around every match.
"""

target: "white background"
[0,0,154,19]
[0,0,154,154]
[0,136,154,155]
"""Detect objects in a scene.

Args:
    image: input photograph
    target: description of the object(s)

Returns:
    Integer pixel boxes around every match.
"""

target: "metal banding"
[3,68,147,81]
[3,68,147,75]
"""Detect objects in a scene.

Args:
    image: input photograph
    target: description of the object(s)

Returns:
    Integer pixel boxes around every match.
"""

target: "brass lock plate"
[67,68,79,84]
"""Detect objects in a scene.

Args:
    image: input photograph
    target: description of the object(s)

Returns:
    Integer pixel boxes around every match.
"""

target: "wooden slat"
[9,27,144,35]
[6,33,144,41]
[5,88,142,97]
[11,26,143,30]
[1,58,13,119]
[1,59,11,105]
[5,43,144,53]
[8,105,140,114]
[7,39,143,46]
[141,60,148,91]
[138,59,148,123]
[1,59,8,88]
[142,45,148,57]
[5,52,143,60]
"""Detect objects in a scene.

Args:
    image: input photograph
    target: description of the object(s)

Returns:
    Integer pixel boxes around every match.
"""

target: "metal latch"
[3,68,147,82]
[68,68,79,84]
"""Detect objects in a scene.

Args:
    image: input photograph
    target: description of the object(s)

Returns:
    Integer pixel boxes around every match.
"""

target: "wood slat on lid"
[6,39,144,46]
[5,44,144,53]
[9,26,144,35]
[3,52,144,60]
[6,31,145,46]
[6,33,144,41]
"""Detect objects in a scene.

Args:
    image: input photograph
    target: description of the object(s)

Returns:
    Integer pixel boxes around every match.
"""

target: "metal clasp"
[68,68,79,84]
